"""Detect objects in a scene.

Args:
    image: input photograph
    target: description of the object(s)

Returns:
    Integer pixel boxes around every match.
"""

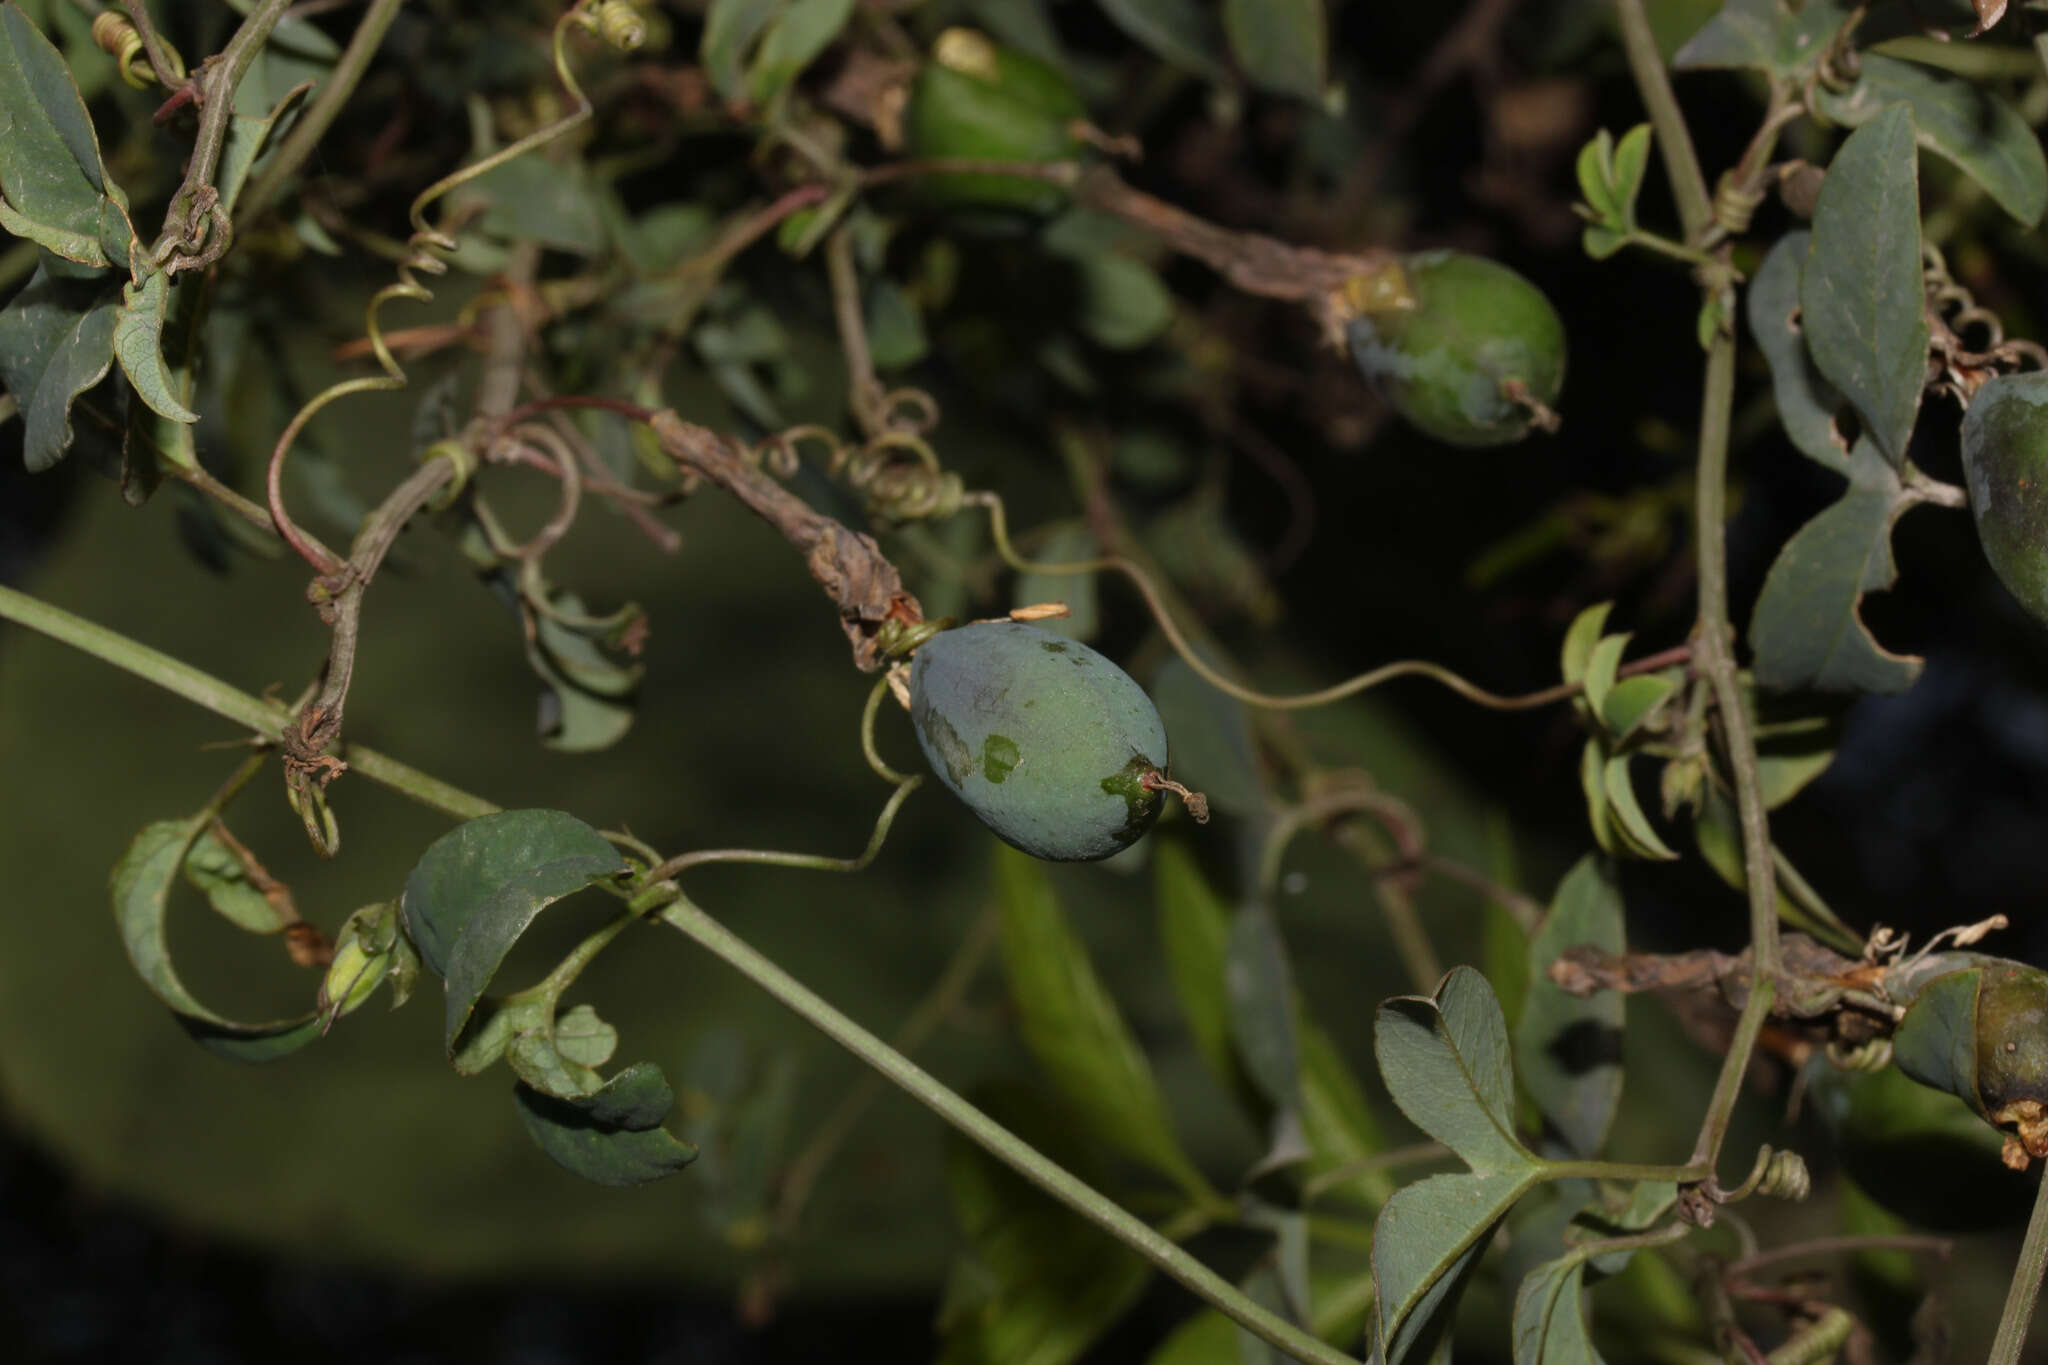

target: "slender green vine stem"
[1613,0,1781,1181]
[1613,0,1712,241]
[861,675,913,784]
[236,0,408,227]
[0,582,497,822]
[657,891,1364,1365]
[639,777,921,886]
[1990,1168,2048,1365]
[153,0,293,270]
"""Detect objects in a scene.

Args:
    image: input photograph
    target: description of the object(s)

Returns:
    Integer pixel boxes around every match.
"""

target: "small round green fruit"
[902,29,1084,216]
[1345,250,1567,448]
[909,621,1170,861]
[1960,371,2048,624]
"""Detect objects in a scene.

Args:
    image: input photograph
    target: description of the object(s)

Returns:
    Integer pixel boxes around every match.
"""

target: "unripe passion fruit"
[1345,250,1567,448]
[1891,961,2048,1168]
[902,28,1084,215]
[1960,371,2048,624]
[909,621,1170,861]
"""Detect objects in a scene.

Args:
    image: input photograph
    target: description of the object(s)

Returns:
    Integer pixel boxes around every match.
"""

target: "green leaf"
[747,0,854,105]
[1096,0,1230,83]
[1154,838,1260,1116]
[702,0,782,102]
[1227,896,1304,1114]
[1512,1253,1605,1365]
[1148,656,1270,817]
[995,844,1210,1196]
[523,592,642,753]
[865,278,929,372]
[1299,1021,1395,1208]
[1580,739,1618,856]
[1580,633,1628,721]
[469,153,607,255]
[396,809,626,1051]
[1747,231,1849,472]
[1753,702,1842,808]
[1513,856,1625,1158]
[1014,525,1100,641]
[1815,53,2047,227]
[1069,251,1174,351]
[553,1002,619,1068]
[1575,130,1620,222]
[1600,674,1676,743]
[1671,0,1853,80]
[1223,0,1324,100]
[938,1105,1152,1365]
[181,828,288,934]
[1581,225,1628,260]
[113,270,199,426]
[0,4,133,268]
[1559,602,1613,687]
[1373,1170,1537,1365]
[1603,754,1679,861]
[507,1031,602,1099]
[0,256,119,472]
[1801,105,1927,469]
[1609,124,1653,222]
[1374,966,1536,1174]
[218,79,313,217]
[513,1064,697,1187]
[110,819,322,1063]
[1749,442,1920,694]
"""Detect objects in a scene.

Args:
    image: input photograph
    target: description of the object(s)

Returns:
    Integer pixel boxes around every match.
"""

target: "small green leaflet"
[513,1061,697,1187]
[1223,0,1325,101]
[113,271,200,426]
[1574,125,1651,260]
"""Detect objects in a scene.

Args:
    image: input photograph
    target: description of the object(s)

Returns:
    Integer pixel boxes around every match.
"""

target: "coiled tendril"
[266,1,635,576]
[746,392,966,525]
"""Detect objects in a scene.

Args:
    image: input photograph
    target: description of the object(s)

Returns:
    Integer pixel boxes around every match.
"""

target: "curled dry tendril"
[265,2,634,576]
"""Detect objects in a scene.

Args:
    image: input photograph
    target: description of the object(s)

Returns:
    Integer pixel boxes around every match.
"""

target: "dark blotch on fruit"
[909,622,1169,861]
[1346,250,1566,448]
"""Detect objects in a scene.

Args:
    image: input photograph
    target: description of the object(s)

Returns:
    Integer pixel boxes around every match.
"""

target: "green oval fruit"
[902,28,1084,216]
[1892,961,2048,1166]
[1346,250,1567,447]
[909,621,1169,861]
[1961,371,2048,623]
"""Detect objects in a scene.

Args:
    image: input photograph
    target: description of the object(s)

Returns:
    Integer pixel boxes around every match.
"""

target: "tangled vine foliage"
[10,0,2048,1360]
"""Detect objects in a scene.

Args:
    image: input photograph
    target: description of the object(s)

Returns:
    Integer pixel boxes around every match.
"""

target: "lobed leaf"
[1374,966,1534,1174]
[1672,0,1855,80]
